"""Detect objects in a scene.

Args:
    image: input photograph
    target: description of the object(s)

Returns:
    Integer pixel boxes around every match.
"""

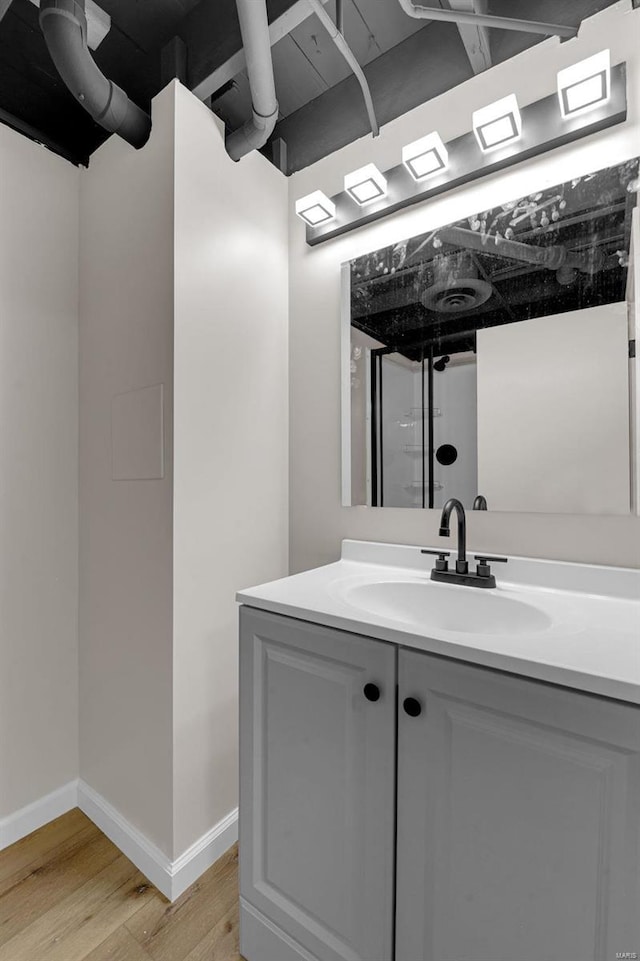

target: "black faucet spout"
[428,498,506,589]
[439,498,467,572]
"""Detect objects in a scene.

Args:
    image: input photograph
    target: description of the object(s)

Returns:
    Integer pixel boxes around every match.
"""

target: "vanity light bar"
[557,49,611,119]
[295,190,336,226]
[299,58,626,246]
[472,94,522,153]
[344,163,387,206]
[402,132,449,181]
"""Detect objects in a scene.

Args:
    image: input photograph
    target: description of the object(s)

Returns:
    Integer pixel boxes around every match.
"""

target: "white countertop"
[237,540,640,705]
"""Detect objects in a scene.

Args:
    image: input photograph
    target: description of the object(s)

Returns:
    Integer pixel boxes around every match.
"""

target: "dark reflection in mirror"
[348,159,639,511]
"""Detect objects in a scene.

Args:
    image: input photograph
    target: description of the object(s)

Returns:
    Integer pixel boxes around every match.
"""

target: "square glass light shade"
[344,163,387,206]
[402,132,449,181]
[557,50,610,119]
[295,190,336,227]
[473,94,522,152]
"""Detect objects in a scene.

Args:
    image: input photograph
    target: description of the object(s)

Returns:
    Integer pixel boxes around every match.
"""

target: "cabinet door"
[239,607,396,961]
[396,650,640,961]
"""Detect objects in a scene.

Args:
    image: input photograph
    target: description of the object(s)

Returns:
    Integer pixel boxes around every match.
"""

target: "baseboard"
[77,780,238,901]
[0,780,78,851]
[170,806,239,900]
[0,778,237,902]
[77,780,173,897]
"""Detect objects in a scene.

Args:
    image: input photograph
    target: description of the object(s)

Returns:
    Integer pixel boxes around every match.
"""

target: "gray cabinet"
[239,607,396,961]
[396,649,640,961]
[240,607,640,961]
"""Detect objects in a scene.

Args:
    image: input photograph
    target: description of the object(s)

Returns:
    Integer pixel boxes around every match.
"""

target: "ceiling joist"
[446,0,492,74]
[396,0,577,38]
[191,0,328,101]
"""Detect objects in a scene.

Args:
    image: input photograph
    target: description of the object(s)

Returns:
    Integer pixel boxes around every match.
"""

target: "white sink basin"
[341,579,553,635]
[238,540,640,703]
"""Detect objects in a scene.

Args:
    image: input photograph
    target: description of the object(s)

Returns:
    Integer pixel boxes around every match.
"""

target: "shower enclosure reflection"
[343,158,640,514]
[363,347,477,509]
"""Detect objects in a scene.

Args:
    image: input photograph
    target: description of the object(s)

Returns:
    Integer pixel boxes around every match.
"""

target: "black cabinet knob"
[364,683,381,702]
[403,696,422,717]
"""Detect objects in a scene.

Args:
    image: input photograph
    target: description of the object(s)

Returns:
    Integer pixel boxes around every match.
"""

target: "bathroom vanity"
[237,540,640,961]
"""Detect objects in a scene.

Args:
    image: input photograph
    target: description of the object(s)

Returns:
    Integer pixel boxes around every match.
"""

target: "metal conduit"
[308,0,379,137]
[396,0,577,39]
[226,0,279,160]
[39,0,150,149]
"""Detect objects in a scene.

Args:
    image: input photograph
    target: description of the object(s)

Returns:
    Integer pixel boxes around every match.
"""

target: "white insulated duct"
[29,0,110,50]
[39,0,151,149]
[226,0,279,161]
[396,0,577,39]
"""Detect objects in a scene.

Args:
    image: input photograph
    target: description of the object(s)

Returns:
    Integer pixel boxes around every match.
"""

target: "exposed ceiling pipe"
[39,0,150,149]
[226,0,279,161]
[439,225,605,276]
[307,0,379,137]
[396,0,578,39]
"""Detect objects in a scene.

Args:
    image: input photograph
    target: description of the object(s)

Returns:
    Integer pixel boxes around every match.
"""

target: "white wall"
[289,0,640,572]
[172,86,289,857]
[477,304,630,514]
[79,86,175,854]
[0,125,79,817]
[77,81,288,860]
[433,358,477,510]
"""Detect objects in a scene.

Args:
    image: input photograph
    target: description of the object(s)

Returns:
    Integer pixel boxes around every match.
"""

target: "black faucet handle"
[421,548,450,572]
[475,555,508,579]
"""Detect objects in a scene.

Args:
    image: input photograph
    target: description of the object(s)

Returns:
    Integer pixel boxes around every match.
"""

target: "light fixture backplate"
[305,62,627,246]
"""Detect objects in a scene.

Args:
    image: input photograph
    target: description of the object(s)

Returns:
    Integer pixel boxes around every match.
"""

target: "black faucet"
[421,497,508,589]
[439,498,468,574]
[473,494,487,510]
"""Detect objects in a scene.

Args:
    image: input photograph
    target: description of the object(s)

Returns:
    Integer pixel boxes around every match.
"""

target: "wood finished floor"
[0,810,244,961]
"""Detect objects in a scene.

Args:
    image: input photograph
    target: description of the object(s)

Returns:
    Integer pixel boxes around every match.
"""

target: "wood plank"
[0,817,243,961]
[273,20,471,172]
[191,0,332,102]
[287,0,352,90]
[182,903,241,961]
[0,824,98,898]
[82,926,154,961]
[0,829,122,945]
[184,0,299,95]
[0,855,155,961]
[126,845,238,961]
[0,810,94,887]
[271,34,328,118]
[447,0,492,74]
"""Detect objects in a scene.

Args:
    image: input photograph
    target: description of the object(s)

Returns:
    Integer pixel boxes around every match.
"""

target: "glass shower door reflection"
[370,350,477,509]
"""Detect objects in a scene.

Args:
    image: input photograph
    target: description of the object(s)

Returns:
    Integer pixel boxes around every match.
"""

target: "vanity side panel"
[396,650,640,961]
[239,607,396,961]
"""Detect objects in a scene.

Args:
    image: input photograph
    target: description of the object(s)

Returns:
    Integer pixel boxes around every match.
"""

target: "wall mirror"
[342,158,639,514]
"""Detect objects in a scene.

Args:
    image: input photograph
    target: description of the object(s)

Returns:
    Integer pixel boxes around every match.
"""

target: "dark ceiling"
[0,0,630,172]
